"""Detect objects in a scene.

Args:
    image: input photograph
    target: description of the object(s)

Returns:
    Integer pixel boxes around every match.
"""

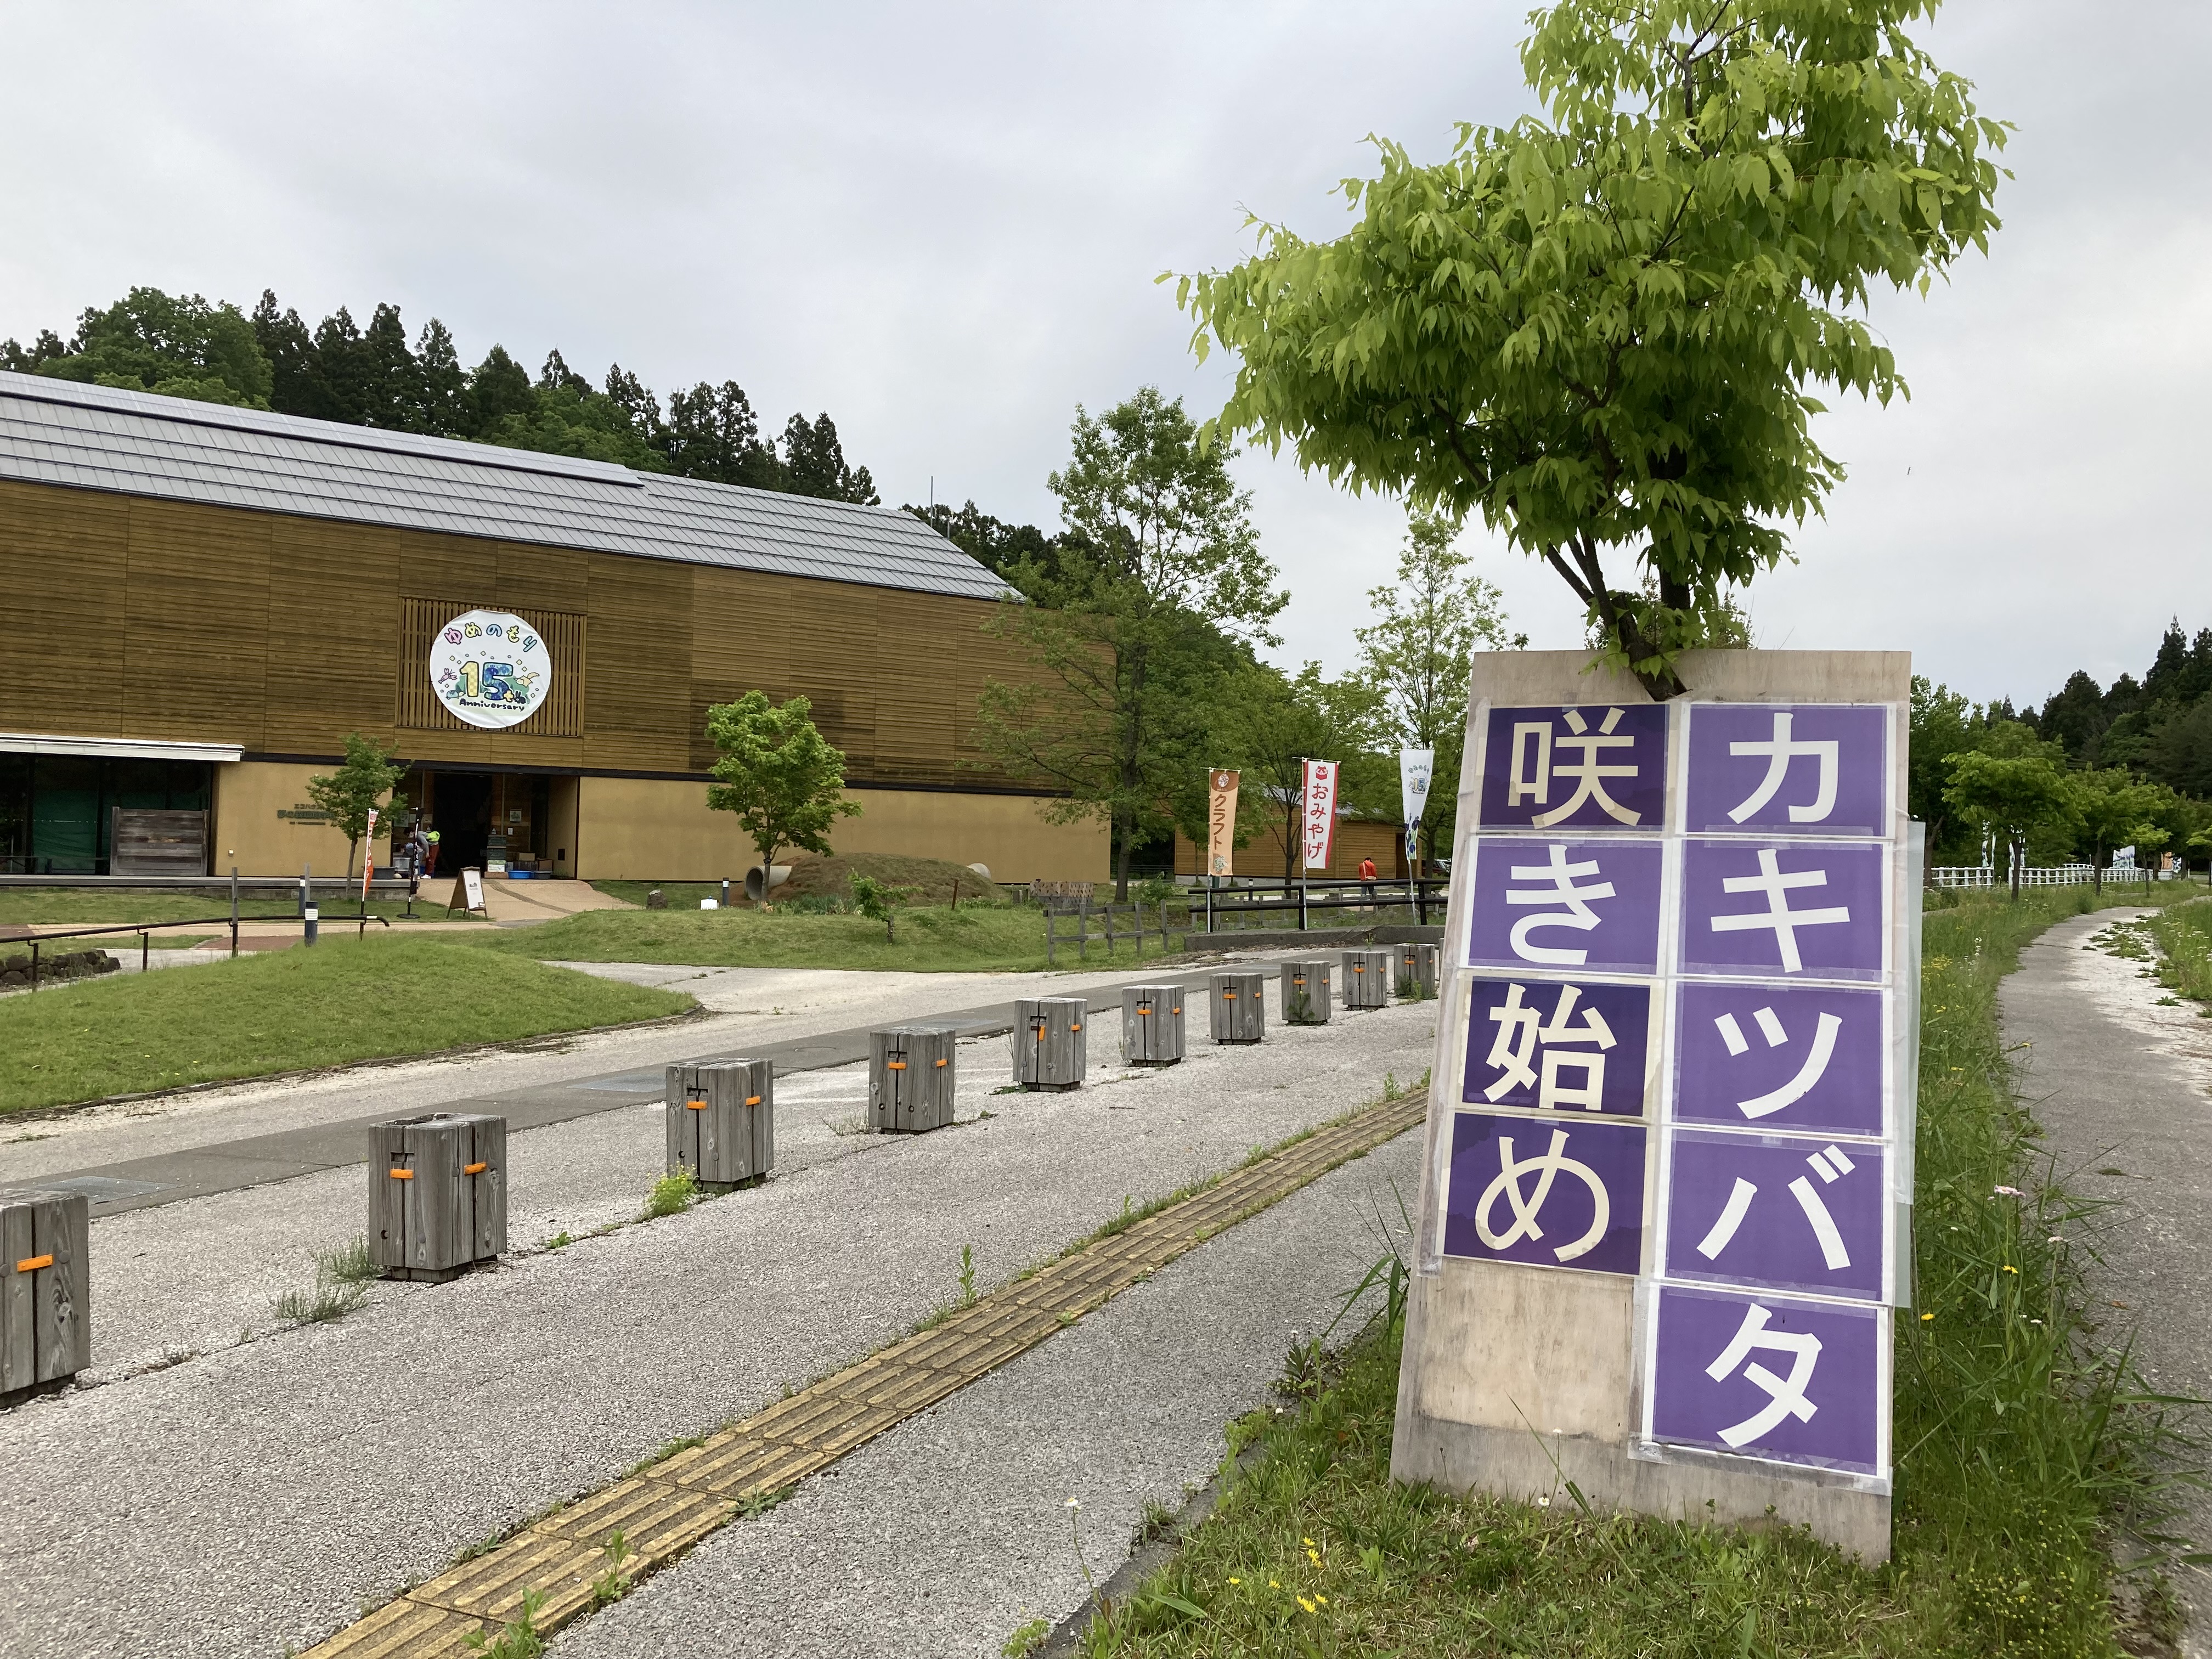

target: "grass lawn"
[1069,887,2195,1659]
[2146,893,2212,1008]
[0,935,693,1115]
[458,901,1161,973]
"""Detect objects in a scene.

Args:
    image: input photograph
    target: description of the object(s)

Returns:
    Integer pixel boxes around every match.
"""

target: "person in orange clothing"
[1358,854,1377,909]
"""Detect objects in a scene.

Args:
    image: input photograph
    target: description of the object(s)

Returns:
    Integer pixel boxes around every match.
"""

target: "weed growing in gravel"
[590,1531,634,1607]
[270,1235,375,1324]
[737,1483,793,1519]
[462,1587,546,1657]
[624,1435,706,1479]
[643,1167,697,1218]
[1133,1498,1181,1550]
[958,1244,979,1307]
[1001,1617,1050,1657]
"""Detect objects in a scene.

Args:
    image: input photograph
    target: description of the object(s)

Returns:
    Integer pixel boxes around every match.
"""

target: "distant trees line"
[1912,621,2212,875]
[1,285,878,504]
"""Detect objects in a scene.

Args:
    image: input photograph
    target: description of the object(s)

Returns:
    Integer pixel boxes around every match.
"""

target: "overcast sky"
[4,1,2205,711]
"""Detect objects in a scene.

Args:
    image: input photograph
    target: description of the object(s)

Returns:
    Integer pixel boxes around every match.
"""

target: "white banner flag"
[1398,749,1435,834]
[1300,759,1339,871]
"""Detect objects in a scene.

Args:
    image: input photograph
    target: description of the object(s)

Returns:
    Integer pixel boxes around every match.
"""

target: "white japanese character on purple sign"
[1685,704,1889,837]
[1468,838,1664,975]
[1679,840,1887,980]
[1479,705,1668,831]
[1649,1285,1882,1474]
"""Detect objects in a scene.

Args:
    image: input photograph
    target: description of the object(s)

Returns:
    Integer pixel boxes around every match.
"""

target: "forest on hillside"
[1913,620,2212,870]
[1,286,878,504]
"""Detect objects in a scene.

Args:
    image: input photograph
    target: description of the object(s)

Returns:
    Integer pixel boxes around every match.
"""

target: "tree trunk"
[1114,815,1132,903]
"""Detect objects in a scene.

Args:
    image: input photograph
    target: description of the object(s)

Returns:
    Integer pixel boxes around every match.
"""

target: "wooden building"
[0,373,1107,882]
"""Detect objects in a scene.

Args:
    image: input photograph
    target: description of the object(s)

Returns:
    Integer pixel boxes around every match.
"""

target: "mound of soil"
[772,853,1007,907]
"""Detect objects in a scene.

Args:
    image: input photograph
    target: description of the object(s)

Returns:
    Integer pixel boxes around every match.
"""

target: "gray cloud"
[2,0,2202,708]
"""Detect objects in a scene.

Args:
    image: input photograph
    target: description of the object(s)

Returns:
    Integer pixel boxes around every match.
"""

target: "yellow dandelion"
[1302,1537,1317,1547]
[1298,1596,1316,1613]
[1228,1577,1242,1585]
[1921,1312,1934,1321]
[1269,1579,1280,1589]
[1317,1595,1329,1605]
[2001,1265,2018,1274]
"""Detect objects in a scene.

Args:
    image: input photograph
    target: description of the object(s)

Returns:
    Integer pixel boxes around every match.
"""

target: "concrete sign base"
[1391,647,1912,1564]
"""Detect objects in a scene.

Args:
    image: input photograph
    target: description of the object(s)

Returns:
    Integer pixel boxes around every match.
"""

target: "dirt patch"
[774,853,1008,907]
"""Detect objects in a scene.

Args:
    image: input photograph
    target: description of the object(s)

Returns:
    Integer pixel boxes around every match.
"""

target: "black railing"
[1198,877,1449,933]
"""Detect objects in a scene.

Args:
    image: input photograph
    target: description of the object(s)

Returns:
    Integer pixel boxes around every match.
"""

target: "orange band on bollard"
[887,1060,907,1070]
[15,1254,52,1273]
[934,1058,947,1067]
[686,1101,707,1110]
[388,1168,414,1180]
[464,1162,487,1175]
[1135,1003,1150,1013]
[744,1096,761,1106]
[1173,1006,1182,1014]
[1070,1024,1081,1032]
[1223,991,1236,1000]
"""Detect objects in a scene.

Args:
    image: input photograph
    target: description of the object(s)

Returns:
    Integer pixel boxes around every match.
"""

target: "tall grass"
[2147,898,2212,1006]
[1071,887,2197,1658]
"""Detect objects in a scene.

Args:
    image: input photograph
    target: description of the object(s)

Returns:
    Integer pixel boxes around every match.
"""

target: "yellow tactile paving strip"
[302,1092,1428,1656]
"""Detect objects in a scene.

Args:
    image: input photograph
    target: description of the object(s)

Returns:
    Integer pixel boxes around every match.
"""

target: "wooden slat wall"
[0,481,130,737]
[122,498,272,746]
[0,477,1034,788]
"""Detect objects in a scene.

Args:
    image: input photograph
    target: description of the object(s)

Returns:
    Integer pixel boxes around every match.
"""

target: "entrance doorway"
[402,769,577,879]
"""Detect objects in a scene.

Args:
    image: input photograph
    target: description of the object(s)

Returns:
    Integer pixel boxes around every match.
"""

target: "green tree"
[36,287,273,408]
[780,412,878,504]
[1355,510,1523,863]
[848,872,911,942]
[1907,676,1979,862]
[703,691,861,892]
[662,381,783,488]
[972,388,1287,900]
[1944,750,2078,901]
[2068,769,2166,894]
[1178,0,2007,697]
[1211,662,1390,881]
[304,733,406,884]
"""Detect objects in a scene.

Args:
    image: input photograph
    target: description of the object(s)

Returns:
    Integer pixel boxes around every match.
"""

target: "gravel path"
[2001,904,2212,1658]
[0,994,1438,1658]
[555,1131,1423,1659]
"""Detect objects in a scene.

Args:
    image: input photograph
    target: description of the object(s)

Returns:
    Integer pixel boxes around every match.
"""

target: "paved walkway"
[2001,905,2212,1657]
[0,991,1438,1656]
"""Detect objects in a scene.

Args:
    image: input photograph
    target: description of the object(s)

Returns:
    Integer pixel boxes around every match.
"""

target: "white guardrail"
[1928,864,2159,889]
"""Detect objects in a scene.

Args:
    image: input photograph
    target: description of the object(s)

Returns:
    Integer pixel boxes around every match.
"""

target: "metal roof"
[0,371,1012,602]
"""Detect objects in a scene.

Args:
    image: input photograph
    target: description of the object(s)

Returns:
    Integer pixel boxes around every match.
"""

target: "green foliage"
[2067,768,2169,884]
[1209,661,1390,881]
[14,286,273,408]
[957,1243,979,1307]
[1178,1,2006,696]
[2147,901,2212,1012]
[462,1587,546,1658]
[271,1236,376,1325]
[704,691,862,881]
[847,872,911,943]
[459,901,1062,973]
[972,388,1287,899]
[304,732,406,882]
[1944,749,2080,895]
[1355,511,1523,860]
[1002,1617,1052,1657]
[644,1169,698,1220]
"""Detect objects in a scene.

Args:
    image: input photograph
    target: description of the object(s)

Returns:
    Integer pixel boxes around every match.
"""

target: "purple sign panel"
[1678,839,1887,981]
[1464,976,1653,1118]
[1479,704,1669,832]
[1443,1110,1646,1276]
[1673,983,1884,1138]
[1648,1284,1883,1475]
[1684,704,1890,838]
[1467,837,1664,976]
[1662,1128,1886,1301]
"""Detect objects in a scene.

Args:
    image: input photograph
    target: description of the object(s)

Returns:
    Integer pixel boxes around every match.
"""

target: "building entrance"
[402,769,576,881]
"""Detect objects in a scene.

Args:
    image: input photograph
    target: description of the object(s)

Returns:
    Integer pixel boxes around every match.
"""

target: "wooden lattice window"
[397,597,585,736]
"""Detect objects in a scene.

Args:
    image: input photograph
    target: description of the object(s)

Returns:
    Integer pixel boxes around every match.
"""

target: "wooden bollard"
[1281,958,1333,1025]
[369,1112,506,1282]
[1210,970,1265,1044]
[0,1188,89,1404]
[870,1027,957,1132]
[1341,947,1391,1009]
[1013,997,1087,1090]
[1396,941,1441,1000]
[1121,984,1186,1065]
[666,1059,775,1189]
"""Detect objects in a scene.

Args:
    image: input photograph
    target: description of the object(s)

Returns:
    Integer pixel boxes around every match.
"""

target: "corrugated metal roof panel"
[0,371,1012,602]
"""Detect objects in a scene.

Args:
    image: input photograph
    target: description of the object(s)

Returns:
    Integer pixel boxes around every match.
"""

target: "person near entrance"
[1358,854,1378,910]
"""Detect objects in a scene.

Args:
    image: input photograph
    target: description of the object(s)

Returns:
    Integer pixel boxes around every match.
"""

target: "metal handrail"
[3,911,392,990]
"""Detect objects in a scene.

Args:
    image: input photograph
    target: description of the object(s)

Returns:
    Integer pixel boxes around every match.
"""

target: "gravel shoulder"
[0,992,1437,1658]
[2001,905,2212,1658]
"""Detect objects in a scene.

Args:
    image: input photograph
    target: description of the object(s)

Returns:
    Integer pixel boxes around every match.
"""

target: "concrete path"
[0,996,1437,1658]
[2001,904,2212,1657]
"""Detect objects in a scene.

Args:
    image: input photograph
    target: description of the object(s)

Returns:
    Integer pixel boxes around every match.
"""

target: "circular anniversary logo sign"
[429,609,552,730]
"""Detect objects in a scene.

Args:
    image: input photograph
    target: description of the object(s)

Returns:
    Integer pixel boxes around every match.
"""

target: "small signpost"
[1393,650,1916,1561]
[448,867,487,917]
